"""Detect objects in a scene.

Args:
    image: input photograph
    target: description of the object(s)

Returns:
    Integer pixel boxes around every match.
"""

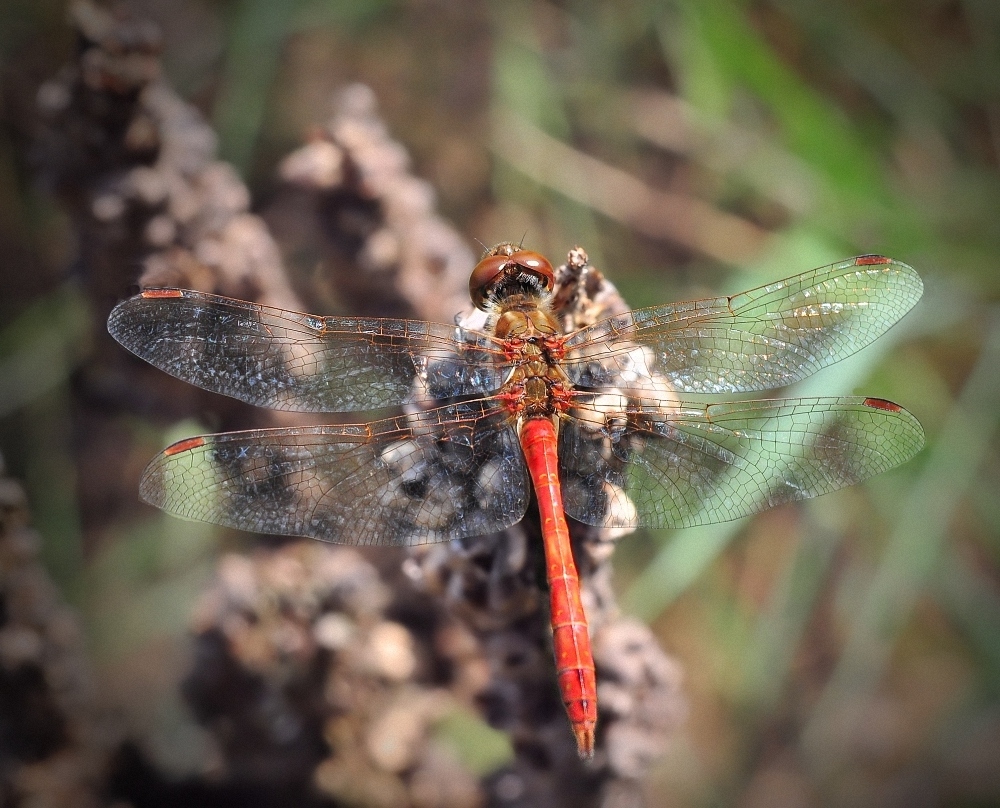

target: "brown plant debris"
[0,455,117,808]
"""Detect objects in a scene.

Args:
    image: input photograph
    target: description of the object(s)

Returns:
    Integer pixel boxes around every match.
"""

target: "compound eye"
[468,248,556,310]
[469,253,510,310]
[509,250,554,291]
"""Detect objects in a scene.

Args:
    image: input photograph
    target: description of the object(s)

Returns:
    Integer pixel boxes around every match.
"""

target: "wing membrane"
[108,290,511,412]
[559,395,924,529]
[562,257,922,393]
[139,398,529,545]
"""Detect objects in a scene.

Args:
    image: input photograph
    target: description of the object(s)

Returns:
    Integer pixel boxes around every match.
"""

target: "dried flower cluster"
[186,542,483,807]
[0,458,114,808]
[275,83,476,325]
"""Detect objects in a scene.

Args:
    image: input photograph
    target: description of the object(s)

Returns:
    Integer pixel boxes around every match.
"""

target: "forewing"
[108,289,511,412]
[139,399,529,544]
[559,395,924,529]
[562,257,922,393]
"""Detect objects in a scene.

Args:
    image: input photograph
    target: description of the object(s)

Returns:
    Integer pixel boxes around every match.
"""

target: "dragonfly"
[108,244,924,759]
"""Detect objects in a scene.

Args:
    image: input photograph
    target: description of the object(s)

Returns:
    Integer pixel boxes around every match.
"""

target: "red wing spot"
[164,436,207,456]
[854,255,893,266]
[141,288,185,299]
[863,397,902,413]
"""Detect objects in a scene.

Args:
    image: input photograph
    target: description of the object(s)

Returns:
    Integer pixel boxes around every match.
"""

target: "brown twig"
[491,109,769,265]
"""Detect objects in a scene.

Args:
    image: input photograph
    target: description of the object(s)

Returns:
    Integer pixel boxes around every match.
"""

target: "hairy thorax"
[493,302,572,422]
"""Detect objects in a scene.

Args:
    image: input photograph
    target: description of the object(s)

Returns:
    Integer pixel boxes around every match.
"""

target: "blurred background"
[1,0,998,806]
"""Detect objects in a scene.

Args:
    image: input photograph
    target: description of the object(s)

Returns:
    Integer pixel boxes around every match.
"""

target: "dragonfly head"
[470,243,555,311]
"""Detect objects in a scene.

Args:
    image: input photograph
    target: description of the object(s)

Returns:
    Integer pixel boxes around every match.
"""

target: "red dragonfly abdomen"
[520,416,597,759]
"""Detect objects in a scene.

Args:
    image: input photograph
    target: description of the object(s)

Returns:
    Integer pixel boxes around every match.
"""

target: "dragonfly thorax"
[493,306,559,340]
[497,316,573,421]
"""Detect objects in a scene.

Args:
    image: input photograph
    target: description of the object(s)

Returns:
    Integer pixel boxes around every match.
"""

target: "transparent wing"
[139,398,529,545]
[108,289,512,412]
[559,395,924,529]
[561,257,923,393]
